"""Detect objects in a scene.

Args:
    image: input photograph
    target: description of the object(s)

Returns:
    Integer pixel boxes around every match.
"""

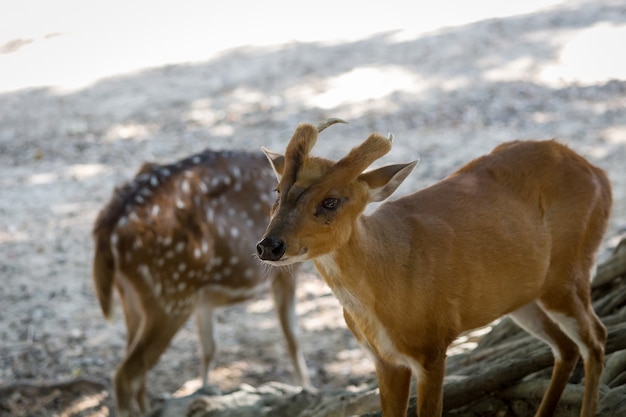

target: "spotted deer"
[93,149,314,417]
[257,120,611,417]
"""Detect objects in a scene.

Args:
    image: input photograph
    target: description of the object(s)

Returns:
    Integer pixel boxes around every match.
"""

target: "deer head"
[256,120,417,264]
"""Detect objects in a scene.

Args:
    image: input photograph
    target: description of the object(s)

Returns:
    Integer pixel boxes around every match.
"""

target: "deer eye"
[321,197,340,210]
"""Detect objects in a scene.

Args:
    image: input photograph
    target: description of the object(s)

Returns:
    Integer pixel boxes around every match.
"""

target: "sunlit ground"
[6,0,623,93]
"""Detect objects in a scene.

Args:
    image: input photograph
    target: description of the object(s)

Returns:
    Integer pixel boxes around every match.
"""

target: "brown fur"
[258,125,611,417]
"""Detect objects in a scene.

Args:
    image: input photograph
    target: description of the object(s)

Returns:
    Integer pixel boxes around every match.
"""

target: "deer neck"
[313,214,397,309]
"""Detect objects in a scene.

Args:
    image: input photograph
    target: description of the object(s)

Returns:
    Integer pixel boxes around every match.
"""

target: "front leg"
[343,309,411,417]
[412,350,446,417]
[194,300,220,394]
[375,358,412,416]
[271,269,312,389]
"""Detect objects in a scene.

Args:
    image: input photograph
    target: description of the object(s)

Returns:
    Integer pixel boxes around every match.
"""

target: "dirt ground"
[1,1,625,416]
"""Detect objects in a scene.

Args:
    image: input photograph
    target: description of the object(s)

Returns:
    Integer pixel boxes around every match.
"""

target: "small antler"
[316,118,348,133]
[333,133,393,180]
[280,119,348,186]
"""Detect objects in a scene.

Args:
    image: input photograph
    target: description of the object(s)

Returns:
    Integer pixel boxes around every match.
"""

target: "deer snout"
[256,237,286,261]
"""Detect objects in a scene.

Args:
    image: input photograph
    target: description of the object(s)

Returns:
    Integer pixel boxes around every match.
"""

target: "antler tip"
[316,118,349,133]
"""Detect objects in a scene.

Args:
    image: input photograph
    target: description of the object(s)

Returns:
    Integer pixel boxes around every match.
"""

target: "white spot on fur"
[194,247,202,259]
[230,227,239,238]
[137,264,152,285]
[151,205,160,216]
[175,242,185,253]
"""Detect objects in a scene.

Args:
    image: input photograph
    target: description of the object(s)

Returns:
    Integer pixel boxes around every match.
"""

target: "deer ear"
[358,161,418,202]
[262,147,285,181]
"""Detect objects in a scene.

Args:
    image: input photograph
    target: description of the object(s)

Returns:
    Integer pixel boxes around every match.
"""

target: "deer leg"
[540,300,606,417]
[373,357,412,417]
[271,269,312,390]
[194,299,220,394]
[509,302,580,417]
[410,351,446,417]
[113,310,188,417]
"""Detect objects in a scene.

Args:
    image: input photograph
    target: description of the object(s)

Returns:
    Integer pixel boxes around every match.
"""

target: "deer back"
[350,139,612,334]
[93,150,277,318]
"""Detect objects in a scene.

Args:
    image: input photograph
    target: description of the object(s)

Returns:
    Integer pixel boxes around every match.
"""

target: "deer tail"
[92,220,116,320]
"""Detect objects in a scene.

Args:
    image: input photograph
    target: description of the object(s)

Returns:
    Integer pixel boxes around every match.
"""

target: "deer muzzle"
[256,236,286,262]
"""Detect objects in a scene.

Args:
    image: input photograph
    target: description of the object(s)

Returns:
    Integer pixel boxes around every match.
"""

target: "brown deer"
[257,120,611,417]
[93,148,317,417]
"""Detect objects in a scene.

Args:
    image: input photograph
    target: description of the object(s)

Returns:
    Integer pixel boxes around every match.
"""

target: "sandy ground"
[1,0,625,416]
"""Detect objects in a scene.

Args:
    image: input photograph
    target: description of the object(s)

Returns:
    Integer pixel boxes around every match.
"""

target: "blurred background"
[1,0,625,415]
[1,0,584,91]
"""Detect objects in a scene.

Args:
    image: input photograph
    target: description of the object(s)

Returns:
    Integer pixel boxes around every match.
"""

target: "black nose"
[256,237,286,261]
